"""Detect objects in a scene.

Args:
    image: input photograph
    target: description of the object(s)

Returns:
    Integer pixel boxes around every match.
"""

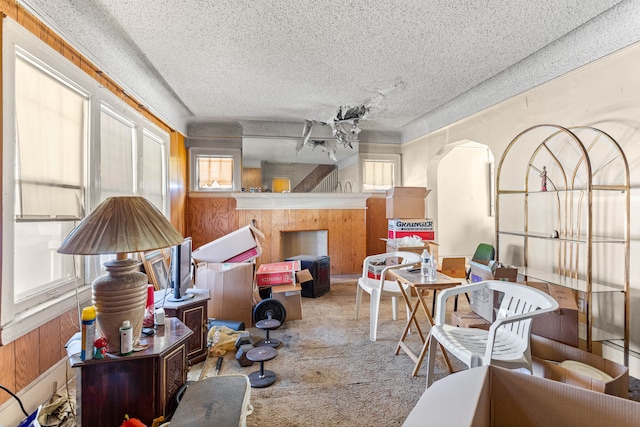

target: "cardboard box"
[385,187,429,219]
[194,262,254,327]
[387,219,435,240]
[192,225,263,263]
[450,310,491,330]
[440,257,466,279]
[384,239,439,264]
[403,364,639,427]
[525,281,579,347]
[271,283,303,320]
[256,260,301,287]
[468,260,518,322]
[531,334,628,397]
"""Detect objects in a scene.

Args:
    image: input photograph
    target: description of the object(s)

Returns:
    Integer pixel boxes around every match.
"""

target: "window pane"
[15,54,86,219]
[141,132,165,210]
[100,108,135,200]
[197,156,234,190]
[14,221,77,302]
[363,160,394,191]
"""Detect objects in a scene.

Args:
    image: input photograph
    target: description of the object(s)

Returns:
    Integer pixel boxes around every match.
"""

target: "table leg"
[395,283,425,357]
[410,289,454,377]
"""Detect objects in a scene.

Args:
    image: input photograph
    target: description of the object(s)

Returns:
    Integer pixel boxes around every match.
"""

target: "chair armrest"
[483,302,559,361]
[379,261,420,290]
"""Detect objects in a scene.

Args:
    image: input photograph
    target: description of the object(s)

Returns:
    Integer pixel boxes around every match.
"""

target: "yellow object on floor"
[208,325,248,356]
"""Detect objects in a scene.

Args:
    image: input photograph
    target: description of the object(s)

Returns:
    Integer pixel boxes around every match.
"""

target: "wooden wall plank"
[187,197,237,250]
[15,329,39,389]
[0,341,16,406]
[169,131,187,236]
[39,316,61,372]
[366,197,387,256]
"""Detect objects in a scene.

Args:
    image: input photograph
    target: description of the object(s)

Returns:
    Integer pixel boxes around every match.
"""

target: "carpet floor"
[189,277,640,426]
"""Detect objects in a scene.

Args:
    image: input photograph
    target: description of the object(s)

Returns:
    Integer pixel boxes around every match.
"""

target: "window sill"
[1,284,91,345]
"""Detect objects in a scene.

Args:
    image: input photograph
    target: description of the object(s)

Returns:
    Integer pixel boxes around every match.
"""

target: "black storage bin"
[285,255,330,298]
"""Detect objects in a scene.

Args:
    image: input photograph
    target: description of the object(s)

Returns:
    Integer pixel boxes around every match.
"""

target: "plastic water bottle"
[428,253,437,281]
[421,249,430,277]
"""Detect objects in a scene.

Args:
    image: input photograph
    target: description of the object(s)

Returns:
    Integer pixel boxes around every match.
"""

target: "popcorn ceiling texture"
[21,1,637,139]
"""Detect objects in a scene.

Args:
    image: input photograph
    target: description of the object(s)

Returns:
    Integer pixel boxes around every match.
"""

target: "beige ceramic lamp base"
[92,257,147,354]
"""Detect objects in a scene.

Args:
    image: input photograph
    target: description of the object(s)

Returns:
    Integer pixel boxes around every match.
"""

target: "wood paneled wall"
[237,208,366,274]
[169,131,188,235]
[187,195,388,275]
[0,309,78,406]
[186,196,238,250]
[366,196,388,256]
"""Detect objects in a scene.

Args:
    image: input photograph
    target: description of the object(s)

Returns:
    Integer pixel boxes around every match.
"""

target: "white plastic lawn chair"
[426,280,559,387]
[355,251,421,341]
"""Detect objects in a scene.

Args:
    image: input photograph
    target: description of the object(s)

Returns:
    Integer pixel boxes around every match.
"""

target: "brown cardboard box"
[450,311,491,330]
[531,334,628,397]
[524,281,579,347]
[403,364,639,427]
[271,284,302,320]
[440,257,466,279]
[384,239,439,264]
[268,270,310,321]
[194,262,254,327]
[385,186,429,219]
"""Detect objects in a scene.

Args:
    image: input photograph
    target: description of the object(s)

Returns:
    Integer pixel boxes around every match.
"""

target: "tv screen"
[168,237,194,302]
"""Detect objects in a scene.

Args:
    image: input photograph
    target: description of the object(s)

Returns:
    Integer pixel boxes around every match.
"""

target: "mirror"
[241,137,359,192]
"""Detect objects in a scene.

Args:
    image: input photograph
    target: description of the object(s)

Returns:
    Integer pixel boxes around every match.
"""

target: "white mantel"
[230,192,372,210]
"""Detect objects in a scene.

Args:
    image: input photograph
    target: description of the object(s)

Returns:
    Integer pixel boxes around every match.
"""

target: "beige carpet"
[190,278,467,427]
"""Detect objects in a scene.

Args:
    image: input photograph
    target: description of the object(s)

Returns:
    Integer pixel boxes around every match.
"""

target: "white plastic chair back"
[355,251,421,341]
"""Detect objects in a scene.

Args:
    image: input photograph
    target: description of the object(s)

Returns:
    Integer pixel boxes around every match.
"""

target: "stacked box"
[387,219,435,240]
[385,186,429,219]
[255,260,301,287]
[192,225,263,263]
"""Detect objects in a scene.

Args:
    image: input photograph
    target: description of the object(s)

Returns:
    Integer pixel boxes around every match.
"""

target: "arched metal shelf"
[495,124,630,365]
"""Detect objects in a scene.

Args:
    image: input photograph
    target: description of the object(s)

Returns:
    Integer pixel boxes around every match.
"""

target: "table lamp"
[57,196,184,354]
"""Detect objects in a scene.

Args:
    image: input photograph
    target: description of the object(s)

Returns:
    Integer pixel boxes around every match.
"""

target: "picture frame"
[143,250,170,291]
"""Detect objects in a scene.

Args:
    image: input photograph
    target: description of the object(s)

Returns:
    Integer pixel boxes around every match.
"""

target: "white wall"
[401,40,640,373]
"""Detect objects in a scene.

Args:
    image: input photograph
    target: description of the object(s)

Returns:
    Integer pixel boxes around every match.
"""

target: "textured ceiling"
[19,0,626,139]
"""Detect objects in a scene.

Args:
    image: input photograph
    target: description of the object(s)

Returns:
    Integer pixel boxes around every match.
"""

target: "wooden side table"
[70,317,193,427]
[159,288,210,364]
[389,269,462,377]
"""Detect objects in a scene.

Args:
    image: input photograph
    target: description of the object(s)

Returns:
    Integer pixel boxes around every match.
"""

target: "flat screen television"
[167,237,194,302]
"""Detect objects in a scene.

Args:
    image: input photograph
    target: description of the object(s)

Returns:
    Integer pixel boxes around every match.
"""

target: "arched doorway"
[427,140,495,259]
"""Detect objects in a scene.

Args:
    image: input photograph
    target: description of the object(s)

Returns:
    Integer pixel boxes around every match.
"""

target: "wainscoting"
[186,193,387,274]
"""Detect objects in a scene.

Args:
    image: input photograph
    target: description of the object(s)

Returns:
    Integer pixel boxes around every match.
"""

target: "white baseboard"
[0,358,74,427]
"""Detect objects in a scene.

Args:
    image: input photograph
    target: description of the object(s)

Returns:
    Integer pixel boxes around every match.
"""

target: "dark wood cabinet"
[159,288,210,364]
[70,318,193,427]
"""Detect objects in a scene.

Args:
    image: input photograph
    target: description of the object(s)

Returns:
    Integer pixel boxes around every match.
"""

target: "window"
[1,21,170,344]
[100,106,136,200]
[197,156,234,190]
[189,147,241,191]
[11,50,89,313]
[362,160,395,191]
[141,131,167,211]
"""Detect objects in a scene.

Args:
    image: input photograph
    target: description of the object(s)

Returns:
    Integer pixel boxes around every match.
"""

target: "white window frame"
[189,147,242,192]
[1,20,171,344]
[360,152,402,192]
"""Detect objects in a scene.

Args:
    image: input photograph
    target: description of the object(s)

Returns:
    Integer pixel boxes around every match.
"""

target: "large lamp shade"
[58,196,184,353]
